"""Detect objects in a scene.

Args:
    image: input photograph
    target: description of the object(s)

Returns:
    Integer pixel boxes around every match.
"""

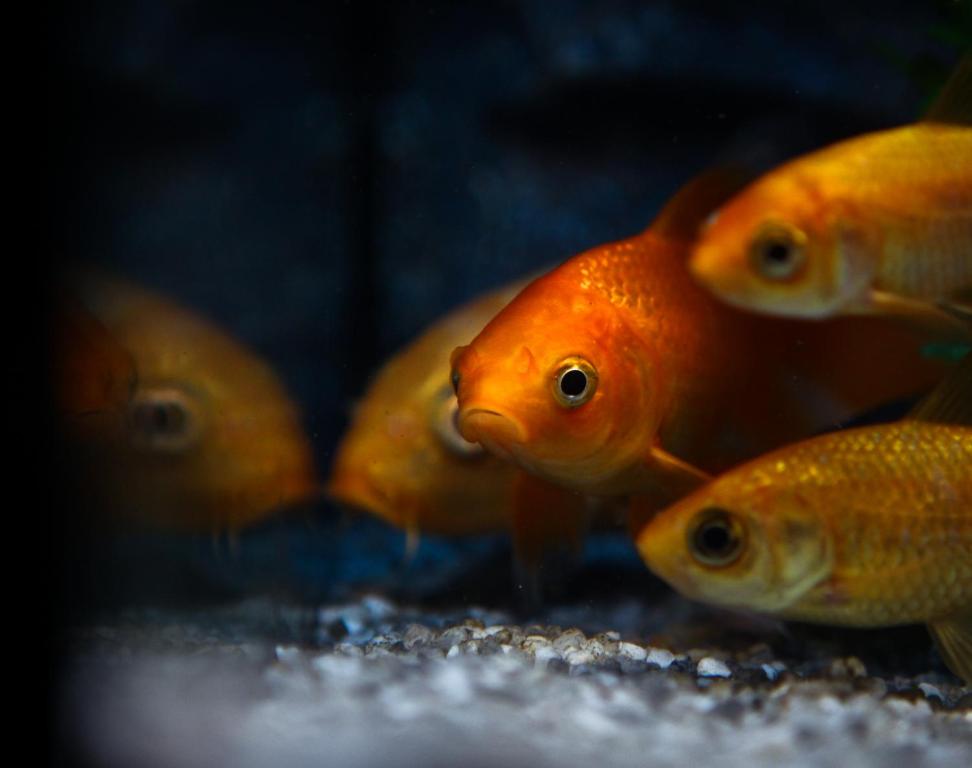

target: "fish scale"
[879,203,972,299]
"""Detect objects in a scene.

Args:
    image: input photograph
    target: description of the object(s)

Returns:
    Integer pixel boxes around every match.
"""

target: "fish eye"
[450,369,461,396]
[552,357,598,408]
[689,507,745,567]
[749,222,807,282]
[128,387,201,453]
[434,389,485,459]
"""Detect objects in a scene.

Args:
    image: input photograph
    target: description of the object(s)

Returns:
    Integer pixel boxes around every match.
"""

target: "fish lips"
[327,465,402,522]
[457,407,527,462]
[635,524,701,598]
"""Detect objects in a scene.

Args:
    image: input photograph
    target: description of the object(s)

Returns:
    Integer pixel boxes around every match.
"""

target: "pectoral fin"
[928,614,972,685]
[649,446,712,501]
[403,524,421,565]
[868,290,972,339]
[508,472,592,609]
[909,347,972,426]
[942,294,972,323]
[509,471,590,567]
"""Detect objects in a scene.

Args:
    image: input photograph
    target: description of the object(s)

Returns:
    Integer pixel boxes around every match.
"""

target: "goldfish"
[635,352,972,683]
[52,292,136,433]
[451,170,952,509]
[328,277,600,564]
[689,56,972,321]
[58,272,318,534]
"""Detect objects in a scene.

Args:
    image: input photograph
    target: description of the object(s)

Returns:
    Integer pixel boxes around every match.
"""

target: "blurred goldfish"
[58,272,318,533]
[689,56,972,321]
[328,278,599,563]
[52,293,136,433]
[451,171,951,508]
[636,353,972,683]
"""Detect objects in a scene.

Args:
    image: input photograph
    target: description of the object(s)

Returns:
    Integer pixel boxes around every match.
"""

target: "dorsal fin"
[908,350,972,425]
[923,52,972,126]
[648,167,753,241]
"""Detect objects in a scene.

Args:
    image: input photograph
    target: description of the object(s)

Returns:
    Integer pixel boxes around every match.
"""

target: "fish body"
[636,353,972,682]
[62,273,318,533]
[451,172,952,506]
[690,61,972,320]
[328,277,603,563]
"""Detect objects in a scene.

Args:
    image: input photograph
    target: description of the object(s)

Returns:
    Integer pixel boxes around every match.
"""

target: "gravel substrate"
[59,595,971,768]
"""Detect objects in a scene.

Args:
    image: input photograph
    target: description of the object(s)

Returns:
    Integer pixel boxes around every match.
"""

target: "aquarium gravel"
[61,595,971,768]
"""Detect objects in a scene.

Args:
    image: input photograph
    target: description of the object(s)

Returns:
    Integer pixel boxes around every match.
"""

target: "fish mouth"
[326,466,402,526]
[457,407,526,460]
[634,520,700,597]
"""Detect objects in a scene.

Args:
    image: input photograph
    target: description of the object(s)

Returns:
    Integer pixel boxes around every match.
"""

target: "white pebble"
[645,648,675,669]
[619,642,647,661]
[274,645,302,665]
[565,649,596,666]
[697,657,732,678]
[534,645,561,663]
[360,594,395,620]
[585,640,606,656]
[918,682,944,702]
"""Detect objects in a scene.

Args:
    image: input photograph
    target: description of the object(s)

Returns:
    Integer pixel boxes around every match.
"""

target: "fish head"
[328,289,520,535]
[689,171,875,318]
[111,361,319,531]
[73,276,320,532]
[451,270,656,493]
[328,379,516,535]
[635,474,833,613]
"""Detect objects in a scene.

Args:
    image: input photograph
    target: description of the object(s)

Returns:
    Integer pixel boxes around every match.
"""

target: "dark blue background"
[46,1,968,606]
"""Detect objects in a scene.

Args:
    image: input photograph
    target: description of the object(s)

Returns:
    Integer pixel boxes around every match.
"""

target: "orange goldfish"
[328,277,598,563]
[451,172,952,508]
[635,353,972,683]
[59,272,318,533]
[689,57,972,321]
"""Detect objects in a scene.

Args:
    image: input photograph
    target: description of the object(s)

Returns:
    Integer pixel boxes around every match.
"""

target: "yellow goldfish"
[60,272,318,534]
[636,353,972,683]
[451,171,951,509]
[689,56,972,321]
[328,277,598,563]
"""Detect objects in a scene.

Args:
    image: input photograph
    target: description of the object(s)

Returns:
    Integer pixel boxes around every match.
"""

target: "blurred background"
[46,0,971,590]
[45,0,969,606]
[45,1,970,765]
